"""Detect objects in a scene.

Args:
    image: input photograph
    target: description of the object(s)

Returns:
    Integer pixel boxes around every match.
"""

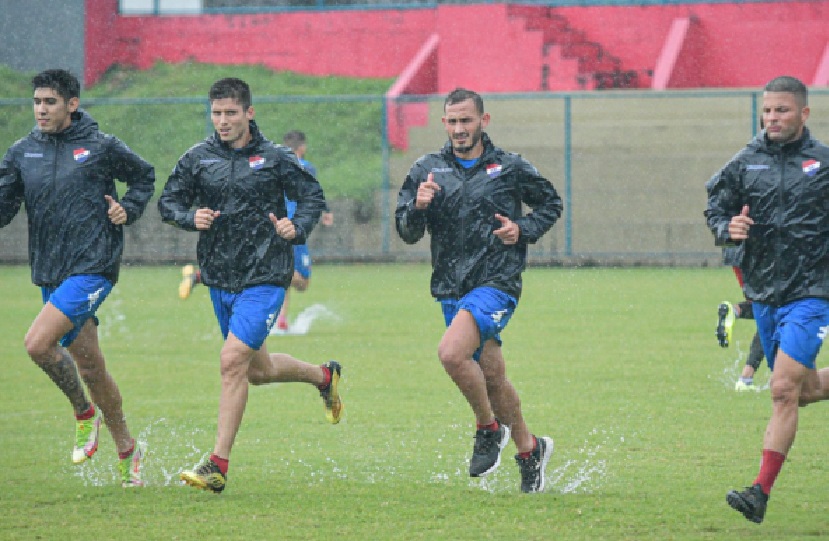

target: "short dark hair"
[764,76,808,107]
[32,69,80,102]
[208,78,252,110]
[282,130,306,151]
[444,88,484,114]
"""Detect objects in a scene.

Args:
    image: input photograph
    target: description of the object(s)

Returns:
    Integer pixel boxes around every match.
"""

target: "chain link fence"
[3,90,829,267]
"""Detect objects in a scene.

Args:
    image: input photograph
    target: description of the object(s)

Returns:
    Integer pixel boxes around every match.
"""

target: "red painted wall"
[555,1,829,88]
[434,4,545,93]
[85,0,436,84]
[85,1,829,91]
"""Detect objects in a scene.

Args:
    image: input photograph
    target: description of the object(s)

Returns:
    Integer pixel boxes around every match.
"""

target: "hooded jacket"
[705,127,829,306]
[396,133,562,300]
[158,121,325,292]
[0,109,155,286]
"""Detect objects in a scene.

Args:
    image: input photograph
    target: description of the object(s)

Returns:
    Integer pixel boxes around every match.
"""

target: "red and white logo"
[486,164,502,178]
[73,148,90,163]
[249,155,265,170]
[803,159,820,177]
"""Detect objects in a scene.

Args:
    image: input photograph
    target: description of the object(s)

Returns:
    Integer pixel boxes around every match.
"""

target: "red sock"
[76,404,95,421]
[518,436,538,459]
[210,454,229,475]
[476,420,499,432]
[754,449,786,495]
[119,439,135,460]
[317,365,331,390]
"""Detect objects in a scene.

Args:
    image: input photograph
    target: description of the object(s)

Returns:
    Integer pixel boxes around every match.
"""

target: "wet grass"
[1,265,829,540]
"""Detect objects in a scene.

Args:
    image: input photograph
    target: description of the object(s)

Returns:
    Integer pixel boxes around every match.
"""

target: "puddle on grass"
[66,419,627,493]
[67,418,209,487]
[428,424,627,495]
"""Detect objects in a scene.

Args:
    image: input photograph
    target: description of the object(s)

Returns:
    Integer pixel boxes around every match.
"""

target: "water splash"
[430,424,627,494]
[96,288,129,339]
[270,303,340,336]
[66,418,209,487]
[714,338,769,392]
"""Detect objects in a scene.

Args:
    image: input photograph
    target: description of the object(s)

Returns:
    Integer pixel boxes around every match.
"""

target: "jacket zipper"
[773,150,785,306]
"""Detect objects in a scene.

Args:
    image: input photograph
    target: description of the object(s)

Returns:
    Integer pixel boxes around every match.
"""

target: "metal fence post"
[564,95,572,257]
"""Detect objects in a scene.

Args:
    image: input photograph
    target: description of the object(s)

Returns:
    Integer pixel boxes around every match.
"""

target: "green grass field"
[2,265,828,540]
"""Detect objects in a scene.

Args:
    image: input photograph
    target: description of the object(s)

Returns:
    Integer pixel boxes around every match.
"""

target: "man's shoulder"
[6,132,38,154]
[414,150,449,168]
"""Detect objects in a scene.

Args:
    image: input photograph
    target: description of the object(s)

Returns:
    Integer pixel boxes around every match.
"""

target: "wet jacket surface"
[0,110,155,286]
[705,127,829,306]
[396,133,562,300]
[158,121,325,292]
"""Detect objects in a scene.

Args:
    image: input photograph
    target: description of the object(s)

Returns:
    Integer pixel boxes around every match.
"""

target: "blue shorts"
[753,298,829,370]
[293,244,312,280]
[209,285,285,350]
[439,286,517,362]
[41,275,113,347]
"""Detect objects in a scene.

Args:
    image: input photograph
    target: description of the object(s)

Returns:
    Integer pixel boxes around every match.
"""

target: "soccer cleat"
[72,412,101,464]
[735,379,755,392]
[319,361,343,424]
[727,484,768,523]
[180,458,226,493]
[716,301,735,348]
[515,435,554,493]
[179,264,198,300]
[120,441,146,487]
[469,422,511,477]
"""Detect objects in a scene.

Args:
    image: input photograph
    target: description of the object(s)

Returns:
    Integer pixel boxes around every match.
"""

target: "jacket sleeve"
[107,136,155,225]
[0,146,24,228]
[395,162,428,245]
[282,160,325,245]
[158,152,198,231]
[704,156,744,246]
[513,157,562,244]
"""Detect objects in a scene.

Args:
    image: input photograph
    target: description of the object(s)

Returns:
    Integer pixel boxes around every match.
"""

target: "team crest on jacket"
[73,148,90,163]
[486,164,502,178]
[249,155,265,170]
[802,159,820,177]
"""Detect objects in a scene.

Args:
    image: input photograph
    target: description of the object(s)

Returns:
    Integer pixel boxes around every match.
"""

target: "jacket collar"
[32,109,98,142]
[208,119,265,154]
[757,126,811,154]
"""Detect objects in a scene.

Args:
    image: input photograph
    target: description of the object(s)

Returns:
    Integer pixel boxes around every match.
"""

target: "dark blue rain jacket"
[0,109,155,285]
[396,133,562,300]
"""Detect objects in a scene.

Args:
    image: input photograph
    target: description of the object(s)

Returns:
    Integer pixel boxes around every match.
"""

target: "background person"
[0,68,153,487]
[705,75,829,524]
[159,78,343,494]
[716,245,765,391]
[274,130,333,332]
[395,87,562,494]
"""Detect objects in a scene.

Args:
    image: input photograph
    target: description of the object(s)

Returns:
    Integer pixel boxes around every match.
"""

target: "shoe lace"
[516,447,541,479]
[195,460,220,476]
[473,429,499,455]
[75,419,93,447]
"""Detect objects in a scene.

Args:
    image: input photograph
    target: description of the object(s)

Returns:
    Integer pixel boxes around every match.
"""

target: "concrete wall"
[0,0,85,81]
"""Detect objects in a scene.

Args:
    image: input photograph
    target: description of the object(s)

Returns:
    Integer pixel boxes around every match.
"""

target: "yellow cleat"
[716,301,735,348]
[180,458,225,493]
[319,361,343,424]
[179,264,198,300]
